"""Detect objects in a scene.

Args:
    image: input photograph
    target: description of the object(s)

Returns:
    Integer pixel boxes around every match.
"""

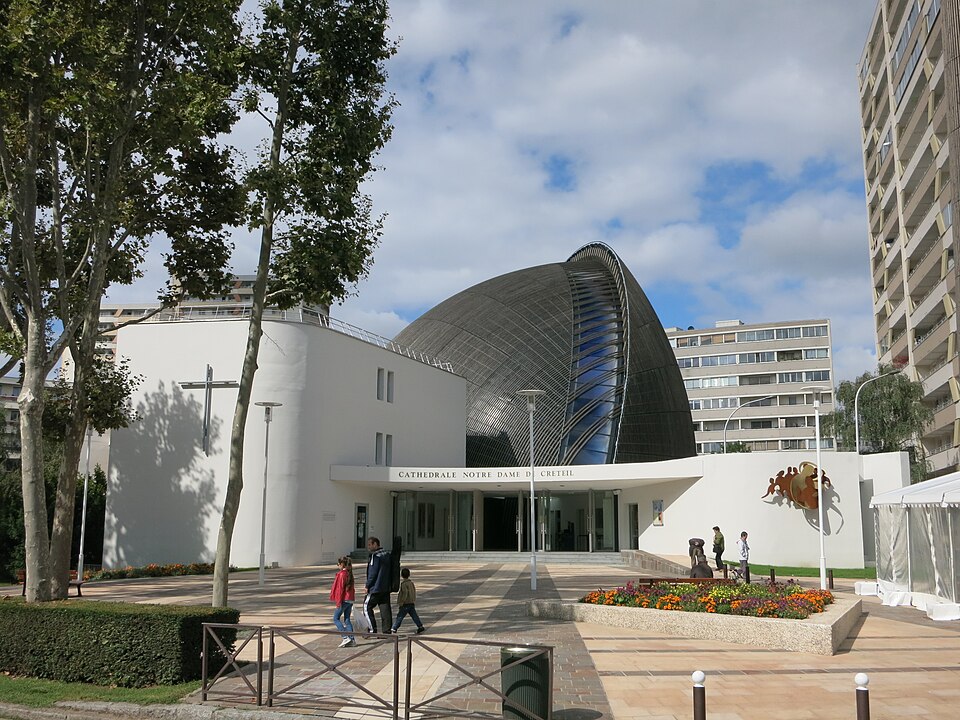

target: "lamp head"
[516,389,545,410]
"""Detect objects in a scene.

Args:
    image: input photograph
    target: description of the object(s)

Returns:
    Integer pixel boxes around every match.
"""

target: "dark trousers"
[714,550,723,570]
[364,591,393,634]
[392,603,423,632]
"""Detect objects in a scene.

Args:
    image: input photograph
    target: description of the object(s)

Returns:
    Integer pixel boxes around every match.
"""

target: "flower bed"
[580,580,833,619]
[89,562,219,581]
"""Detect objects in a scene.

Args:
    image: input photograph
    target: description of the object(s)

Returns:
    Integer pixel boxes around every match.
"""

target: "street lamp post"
[802,386,827,590]
[255,401,282,586]
[722,394,777,452]
[517,389,545,591]
[855,370,900,453]
[76,425,93,582]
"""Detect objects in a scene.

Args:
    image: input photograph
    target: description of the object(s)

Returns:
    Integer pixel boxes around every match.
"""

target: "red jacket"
[329,569,355,605]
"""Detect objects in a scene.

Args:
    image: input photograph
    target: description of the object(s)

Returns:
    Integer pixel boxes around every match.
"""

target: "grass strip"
[0,675,199,707]
[726,562,876,579]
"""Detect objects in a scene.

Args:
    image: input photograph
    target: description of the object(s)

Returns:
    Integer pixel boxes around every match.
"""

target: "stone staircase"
[397,551,626,565]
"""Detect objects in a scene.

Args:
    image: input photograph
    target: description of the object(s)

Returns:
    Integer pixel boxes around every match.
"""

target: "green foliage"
[724,441,751,453]
[0,675,200,708]
[92,562,218,580]
[0,600,239,687]
[822,364,932,481]
[44,358,143,438]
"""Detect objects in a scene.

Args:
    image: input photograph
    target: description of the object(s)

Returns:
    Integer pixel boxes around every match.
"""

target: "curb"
[0,701,336,720]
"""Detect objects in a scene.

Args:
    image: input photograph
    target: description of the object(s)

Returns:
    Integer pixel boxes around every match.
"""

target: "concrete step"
[397,551,626,565]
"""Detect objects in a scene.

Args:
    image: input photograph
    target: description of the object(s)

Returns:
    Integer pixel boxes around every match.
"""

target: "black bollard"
[855,673,870,720]
[828,569,835,590]
[769,567,776,584]
[692,671,706,720]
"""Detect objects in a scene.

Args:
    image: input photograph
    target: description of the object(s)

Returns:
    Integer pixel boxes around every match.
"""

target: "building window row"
[893,1,921,72]
[375,432,393,465]
[685,370,830,390]
[673,324,828,348]
[697,416,816,432]
[894,27,924,106]
[689,393,832,411]
[376,368,395,403]
[678,347,828,368]
[697,437,835,454]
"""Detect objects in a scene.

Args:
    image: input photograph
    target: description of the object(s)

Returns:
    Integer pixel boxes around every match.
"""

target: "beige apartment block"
[858,0,960,475]
[665,320,834,454]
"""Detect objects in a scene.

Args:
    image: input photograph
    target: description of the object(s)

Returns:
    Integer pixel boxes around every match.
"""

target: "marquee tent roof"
[870,472,960,507]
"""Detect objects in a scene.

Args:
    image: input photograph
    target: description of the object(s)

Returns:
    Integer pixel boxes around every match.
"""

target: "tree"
[0,0,243,600]
[822,364,933,481]
[723,442,751,454]
[211,0,396,607]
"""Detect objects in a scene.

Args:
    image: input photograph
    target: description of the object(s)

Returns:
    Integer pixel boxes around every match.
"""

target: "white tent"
[870,472,960,621]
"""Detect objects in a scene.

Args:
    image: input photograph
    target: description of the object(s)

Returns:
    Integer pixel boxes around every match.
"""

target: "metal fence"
[201,623,553,720]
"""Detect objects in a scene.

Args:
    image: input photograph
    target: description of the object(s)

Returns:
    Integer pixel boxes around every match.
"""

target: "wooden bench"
[635,577,736,587]
[16,569,84,597]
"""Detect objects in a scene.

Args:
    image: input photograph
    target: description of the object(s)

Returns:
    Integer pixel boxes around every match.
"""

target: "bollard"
[722,565,728,580]
[692,670,706,720]
[769,567,776,584]
[828,569,835,590]
[855,673,870,720]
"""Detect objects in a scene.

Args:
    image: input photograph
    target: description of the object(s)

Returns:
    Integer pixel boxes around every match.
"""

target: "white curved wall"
[103,319,465,569]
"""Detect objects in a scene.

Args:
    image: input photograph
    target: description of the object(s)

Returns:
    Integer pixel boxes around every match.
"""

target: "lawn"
[0,675,200,708]
[728,562,877,580]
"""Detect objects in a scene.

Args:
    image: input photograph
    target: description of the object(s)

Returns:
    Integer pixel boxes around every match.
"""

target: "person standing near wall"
[712,526,725,571]
[363,536,393,634]
[736,531,750,583]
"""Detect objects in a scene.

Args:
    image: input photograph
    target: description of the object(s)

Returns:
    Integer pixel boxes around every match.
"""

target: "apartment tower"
[858,0,960,475]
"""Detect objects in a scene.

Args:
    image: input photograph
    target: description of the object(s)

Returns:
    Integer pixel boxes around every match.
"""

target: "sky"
[109,0,880,383]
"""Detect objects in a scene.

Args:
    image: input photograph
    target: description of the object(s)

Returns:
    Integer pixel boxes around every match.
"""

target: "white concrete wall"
[620,451,871,568]
[103,319,465,569]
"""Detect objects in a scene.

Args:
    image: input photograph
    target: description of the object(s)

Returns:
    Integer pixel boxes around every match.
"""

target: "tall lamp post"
[76,425,93,582]
[855,369,900,453]
[255,401,282,586]
[722,394,777,452]
[802,386,827,590]
[517,389,545,591]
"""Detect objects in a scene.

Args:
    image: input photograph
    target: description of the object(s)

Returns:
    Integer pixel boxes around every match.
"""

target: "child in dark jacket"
[390,567,425,634]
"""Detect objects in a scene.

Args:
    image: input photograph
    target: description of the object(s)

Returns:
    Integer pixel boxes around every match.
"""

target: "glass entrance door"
[355,504,368,550]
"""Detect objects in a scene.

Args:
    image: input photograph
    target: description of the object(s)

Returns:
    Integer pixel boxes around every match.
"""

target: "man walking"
[712,526,725,571]
[736,531,750,583]
[363,536,393,634]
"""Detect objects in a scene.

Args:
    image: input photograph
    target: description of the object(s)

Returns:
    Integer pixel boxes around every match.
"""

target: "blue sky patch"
[542,154,577,192]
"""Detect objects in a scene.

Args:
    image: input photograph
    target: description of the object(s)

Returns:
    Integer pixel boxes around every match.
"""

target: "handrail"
[142,304,456,374]
[914,313,948,348]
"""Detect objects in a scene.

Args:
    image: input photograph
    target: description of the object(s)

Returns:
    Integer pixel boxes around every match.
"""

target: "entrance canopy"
[330,457,704,492]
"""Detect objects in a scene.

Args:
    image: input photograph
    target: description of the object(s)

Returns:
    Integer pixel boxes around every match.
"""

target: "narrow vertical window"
[385,434,393,465]
[375,432,384,464]
[386,371,395,403]
[377,368,385,400]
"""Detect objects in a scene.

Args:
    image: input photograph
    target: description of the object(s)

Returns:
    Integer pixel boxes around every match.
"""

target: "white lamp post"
[722,394,777,452]
[517,389,545,591]
[76,425,93,581]
[855,369,900,453]
[802,386,827,590]
[255,401,282,586]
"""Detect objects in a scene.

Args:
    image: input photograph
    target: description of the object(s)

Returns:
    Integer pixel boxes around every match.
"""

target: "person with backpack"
[363,536,393,634]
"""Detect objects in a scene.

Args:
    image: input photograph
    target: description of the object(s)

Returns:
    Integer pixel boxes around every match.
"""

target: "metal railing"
[201,623,554,720]
[143,303,455,373]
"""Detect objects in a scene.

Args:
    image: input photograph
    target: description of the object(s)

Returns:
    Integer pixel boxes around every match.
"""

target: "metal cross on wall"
[178,364,239,456]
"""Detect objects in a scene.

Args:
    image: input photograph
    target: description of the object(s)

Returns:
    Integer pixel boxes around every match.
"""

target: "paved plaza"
[3,562,960,719]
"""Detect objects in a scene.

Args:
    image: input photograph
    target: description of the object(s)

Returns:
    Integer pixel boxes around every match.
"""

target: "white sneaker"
[338,638,351,648]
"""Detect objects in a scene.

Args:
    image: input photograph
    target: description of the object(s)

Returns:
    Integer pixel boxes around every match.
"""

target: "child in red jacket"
[330,556,356,647]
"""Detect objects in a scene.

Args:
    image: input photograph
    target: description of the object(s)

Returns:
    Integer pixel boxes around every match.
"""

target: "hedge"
[0,599,239,687]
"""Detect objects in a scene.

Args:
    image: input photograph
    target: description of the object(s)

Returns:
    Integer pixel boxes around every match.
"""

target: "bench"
[16,569,84,597]
[634,577,736,587]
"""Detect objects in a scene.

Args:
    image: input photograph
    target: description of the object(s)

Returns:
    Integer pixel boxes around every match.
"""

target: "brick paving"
[5,561,959,720]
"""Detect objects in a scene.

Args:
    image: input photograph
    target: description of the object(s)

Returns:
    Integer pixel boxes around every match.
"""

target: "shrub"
[0,599,239,687]
[90,562,221,581]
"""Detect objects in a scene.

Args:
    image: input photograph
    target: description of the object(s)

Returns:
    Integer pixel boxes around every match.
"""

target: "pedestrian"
[330,556,356,648]
[737,531,750,583]
[391,567,425,634]
[712,526,725,571]
[363,536,393,634]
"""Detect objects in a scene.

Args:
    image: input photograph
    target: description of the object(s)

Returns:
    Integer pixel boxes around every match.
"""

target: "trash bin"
[501,646,550,720]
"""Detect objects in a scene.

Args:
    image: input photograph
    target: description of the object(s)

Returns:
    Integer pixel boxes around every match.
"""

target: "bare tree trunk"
[19,316,51,602]
[211,28,299,608]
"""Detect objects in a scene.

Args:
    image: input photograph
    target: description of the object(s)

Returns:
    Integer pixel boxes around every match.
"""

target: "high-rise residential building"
[665,320,835,454]
[858,0,960,476]
[0,376,21,466]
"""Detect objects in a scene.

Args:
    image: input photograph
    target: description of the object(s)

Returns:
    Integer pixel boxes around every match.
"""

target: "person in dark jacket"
[390,567,425,634]
[363,536,393,634]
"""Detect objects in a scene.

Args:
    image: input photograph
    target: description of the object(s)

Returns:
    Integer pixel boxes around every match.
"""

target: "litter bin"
[501,646,550,720]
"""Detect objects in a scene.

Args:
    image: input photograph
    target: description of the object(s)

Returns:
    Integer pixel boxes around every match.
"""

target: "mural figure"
[762,461,831,511]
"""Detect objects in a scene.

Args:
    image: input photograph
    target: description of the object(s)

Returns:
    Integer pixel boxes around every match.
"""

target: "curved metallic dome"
[394,243,695,466]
